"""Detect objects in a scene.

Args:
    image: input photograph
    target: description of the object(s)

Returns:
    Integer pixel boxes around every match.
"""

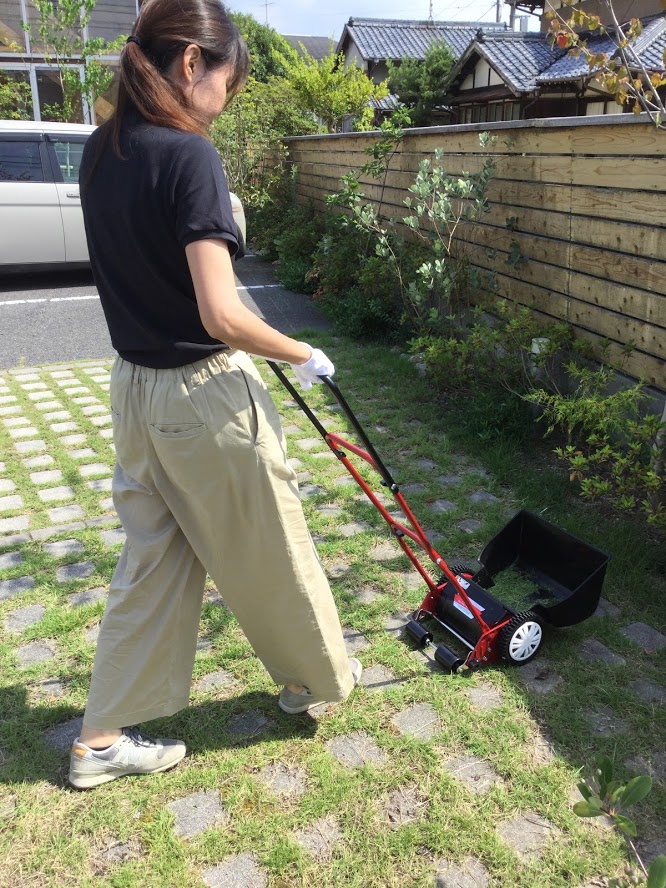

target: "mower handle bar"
[266,362,398,491]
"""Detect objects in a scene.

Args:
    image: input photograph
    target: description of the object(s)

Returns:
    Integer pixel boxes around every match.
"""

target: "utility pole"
[496,0,502,23]
[261,0,275,24]
[429,0,434,22]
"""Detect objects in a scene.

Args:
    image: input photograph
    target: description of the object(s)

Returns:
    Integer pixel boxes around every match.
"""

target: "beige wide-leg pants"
[83,350,354,729]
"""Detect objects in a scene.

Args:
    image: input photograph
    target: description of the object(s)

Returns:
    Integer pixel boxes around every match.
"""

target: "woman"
[69,0,361,791]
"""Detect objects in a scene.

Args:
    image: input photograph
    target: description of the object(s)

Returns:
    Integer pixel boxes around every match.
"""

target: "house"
[0,0,135,123]
[447,10,666,122]
[336,17,509,86]
[282,35,334,61]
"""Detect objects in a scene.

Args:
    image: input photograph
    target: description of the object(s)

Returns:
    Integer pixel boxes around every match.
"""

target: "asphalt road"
[0,255,329,370]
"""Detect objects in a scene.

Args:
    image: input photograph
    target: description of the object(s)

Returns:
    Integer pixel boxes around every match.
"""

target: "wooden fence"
[286,115,666,392]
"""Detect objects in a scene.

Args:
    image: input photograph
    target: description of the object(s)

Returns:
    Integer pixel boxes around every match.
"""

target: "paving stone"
[0,481,16,496]
[22,454,54,468]
[72,396,98,404]
[17,641,56,667]
[15,439,47,454]
[359,664,405,692]
[38,486,75,503]
[31,522,86,541]
[0,494,24,512]
[442,755,502,794]
[8,426,38,440]
[457,519,483,534]
[63,387,89,395]
[50,371,75,378]
[384,613,410,636]
[371,540,398,561]
[630,678,666,706]
[333,475,356,487]
[317,504,343,518]
[294,815,342,860]
[516,660,563,695]
[287,457,302,470]
[85,624,100,644]
[79,463,112,477]
[625,751,666,784]
[21,381,47,390]
[90,414,113,427]
[0,395,17,405]
[50,421,78,433]
[0,405,21,415]
[497,811,556,861]
[3,416,29,427]
[434,856,490,888]
[167,790,228,838]
[69,586,106,606]
[256,762,308,798]
[27,391,54,401]
[326,558,350,579]
[416,459,437,471]
[4,604,46,632]
[98,529,124,550]
[0,533,30,548]
[296,471,312,484]
[429,499,456,514]
[48,504,85,523]
[226,710,271,739]
[0,550,22,570]
[32,677,66,699]
[586,705,630,736]
[339,521,371,537]
[43,411,71,422]
[381,783,428,829]
[299,484,324,499]
[311,450,336,460]
[401,482,427,495]
[0,515,30,534]
[580,638,626,667]
[100,428,114,440]
[30,469,63,485]
[100,496,115,511]
[69,448,97,461]
[56,561,96,582]
[60,434,87,446]
[592,598,621,618]
[195,669,236,693]
[342,627,371,655]
[282,423,302,435]
[395,570,424,592]
[391,702,441,740]
[469,490,500,504]
[0,575,34,600]
[436,474,464,487]
[43,716,84,751]
[43,538,84,557]
[81,404,107,415]
[297,437,322,451]
[34,400,62,411]
[15,373,40,382]
[621,622,666,653]
[425,529,445,544]
[202,852,268,888]
[326,731,387,768]
[465,682,504,711]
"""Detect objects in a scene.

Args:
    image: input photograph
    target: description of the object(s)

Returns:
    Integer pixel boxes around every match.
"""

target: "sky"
[227,0,539,40]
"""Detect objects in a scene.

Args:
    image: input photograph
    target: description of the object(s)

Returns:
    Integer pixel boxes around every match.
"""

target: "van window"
[52,139,86,183]
[0,141,44,182]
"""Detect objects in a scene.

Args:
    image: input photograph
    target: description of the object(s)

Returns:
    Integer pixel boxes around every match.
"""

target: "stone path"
[1,357,665,887]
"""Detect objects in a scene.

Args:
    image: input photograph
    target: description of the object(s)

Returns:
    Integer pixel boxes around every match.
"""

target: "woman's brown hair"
[109,0,249,156]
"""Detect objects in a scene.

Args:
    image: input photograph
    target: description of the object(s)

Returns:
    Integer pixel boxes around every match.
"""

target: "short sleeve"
[172,136,240,255]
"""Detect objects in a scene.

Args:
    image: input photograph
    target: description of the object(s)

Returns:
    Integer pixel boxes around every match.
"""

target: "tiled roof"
[536,33,616,84]
[338,17,508,62]
[630,15,666,69]
[282,35,335,61]
[475,32,565,92]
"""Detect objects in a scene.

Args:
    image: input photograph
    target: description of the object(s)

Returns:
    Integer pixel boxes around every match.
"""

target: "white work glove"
[290,344,335,391]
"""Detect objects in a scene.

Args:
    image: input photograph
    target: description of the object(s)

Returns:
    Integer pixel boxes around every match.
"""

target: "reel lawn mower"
[269,363,610,674]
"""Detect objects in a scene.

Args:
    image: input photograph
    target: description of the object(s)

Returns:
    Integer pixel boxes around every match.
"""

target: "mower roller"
[269,362,610,673]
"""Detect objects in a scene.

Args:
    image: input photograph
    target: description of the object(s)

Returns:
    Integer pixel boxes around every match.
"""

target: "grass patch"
[0,344,663,887]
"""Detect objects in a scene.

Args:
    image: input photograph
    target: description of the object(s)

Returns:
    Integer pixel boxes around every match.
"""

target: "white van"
[0,119,246,272]
[0,120,95,270]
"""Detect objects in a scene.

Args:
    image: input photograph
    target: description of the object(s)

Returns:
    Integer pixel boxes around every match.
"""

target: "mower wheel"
[498,612,543,666]
[450,563,474,577]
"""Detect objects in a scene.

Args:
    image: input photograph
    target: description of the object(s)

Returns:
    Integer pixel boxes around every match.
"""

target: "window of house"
[36,68,83,122]
[472,104,480,123]
[0,140,44,182]
[478,105,488,123]
[0,0,27,50]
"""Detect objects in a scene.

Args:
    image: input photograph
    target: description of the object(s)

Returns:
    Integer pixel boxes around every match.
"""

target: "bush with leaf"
[387,40,455,126]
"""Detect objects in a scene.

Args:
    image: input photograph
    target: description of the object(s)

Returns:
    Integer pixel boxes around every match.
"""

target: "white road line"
[0,284,281,307]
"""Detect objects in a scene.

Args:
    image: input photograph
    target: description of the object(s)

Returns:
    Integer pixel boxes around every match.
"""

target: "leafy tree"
[548,0,666,128]
[282,47,389,133]
[24,0,123,122]
[0,71,32,119]
[387,40,454,126]
[229,12,291,82]
[210,76,320,208]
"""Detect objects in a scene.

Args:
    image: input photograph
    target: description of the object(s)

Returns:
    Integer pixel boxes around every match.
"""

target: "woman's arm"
[186,238,311,364]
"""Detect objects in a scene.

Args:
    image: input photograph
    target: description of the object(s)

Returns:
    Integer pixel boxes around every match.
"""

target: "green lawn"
[0,336,664,887]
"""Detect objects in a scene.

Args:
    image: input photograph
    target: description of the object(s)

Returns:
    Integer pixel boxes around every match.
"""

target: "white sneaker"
[68,726,186,789]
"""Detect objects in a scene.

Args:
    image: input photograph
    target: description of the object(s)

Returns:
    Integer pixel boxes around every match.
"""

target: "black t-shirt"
[79,108,240,368]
